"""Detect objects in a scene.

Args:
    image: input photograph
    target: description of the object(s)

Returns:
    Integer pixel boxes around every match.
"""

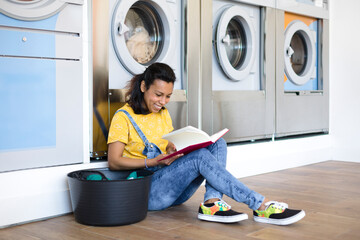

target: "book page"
[162,126,209,138]
[162,126,229,151]
[210,128,229,142]
[163,130,211,151]
[159,127,229,161]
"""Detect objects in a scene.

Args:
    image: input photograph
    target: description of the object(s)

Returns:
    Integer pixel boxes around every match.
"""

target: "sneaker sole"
[253,210,305,225]
[198,213,248,223]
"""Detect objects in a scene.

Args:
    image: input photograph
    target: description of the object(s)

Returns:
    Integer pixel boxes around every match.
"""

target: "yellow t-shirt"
[107,103,174,159]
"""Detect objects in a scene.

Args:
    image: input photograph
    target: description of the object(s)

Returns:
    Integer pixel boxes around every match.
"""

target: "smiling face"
[141,79,174,113]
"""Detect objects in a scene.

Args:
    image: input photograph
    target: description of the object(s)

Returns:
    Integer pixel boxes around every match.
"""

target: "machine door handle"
[222,34,230,46]
[117,22,129,35]
[286,46,294,58]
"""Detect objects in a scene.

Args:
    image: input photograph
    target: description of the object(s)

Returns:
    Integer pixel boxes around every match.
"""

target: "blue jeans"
[148,138,264,211]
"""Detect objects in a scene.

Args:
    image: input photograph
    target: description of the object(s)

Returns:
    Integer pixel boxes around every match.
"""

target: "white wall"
[329,0,360,162]
[1,0,360,229]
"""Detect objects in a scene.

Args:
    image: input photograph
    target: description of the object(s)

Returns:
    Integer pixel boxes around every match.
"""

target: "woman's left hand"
[166,141,177,154]
[161,141,182,165]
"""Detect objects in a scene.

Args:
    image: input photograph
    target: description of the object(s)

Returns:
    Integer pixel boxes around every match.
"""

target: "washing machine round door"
[0,0,70,20]
[284,20,316,86]
[111,0,175,75]
[215,6,256,81]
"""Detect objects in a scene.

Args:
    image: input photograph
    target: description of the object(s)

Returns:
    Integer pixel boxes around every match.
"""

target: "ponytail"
[125,73,146,114]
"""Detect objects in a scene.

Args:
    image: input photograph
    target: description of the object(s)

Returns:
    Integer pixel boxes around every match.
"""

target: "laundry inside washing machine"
[123,2,164,65]
[109,0,181,89]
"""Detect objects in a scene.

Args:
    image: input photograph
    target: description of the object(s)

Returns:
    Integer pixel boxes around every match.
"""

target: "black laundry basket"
[67,168,153,226]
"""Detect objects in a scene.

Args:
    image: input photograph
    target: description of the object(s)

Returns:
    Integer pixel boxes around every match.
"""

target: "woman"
[107,62,305,225]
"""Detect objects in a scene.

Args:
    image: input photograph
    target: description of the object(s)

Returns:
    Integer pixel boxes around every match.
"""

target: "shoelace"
[216,200,232,210]
[265,201,288,211]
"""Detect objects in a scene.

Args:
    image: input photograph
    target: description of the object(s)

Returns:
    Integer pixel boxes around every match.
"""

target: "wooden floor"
[1,160,360,240]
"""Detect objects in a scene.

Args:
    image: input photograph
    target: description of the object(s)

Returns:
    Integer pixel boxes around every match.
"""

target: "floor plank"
[1,160,359,240]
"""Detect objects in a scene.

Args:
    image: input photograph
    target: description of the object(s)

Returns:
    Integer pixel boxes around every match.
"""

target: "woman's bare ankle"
[257,198,269,211]
[204,198,220,204]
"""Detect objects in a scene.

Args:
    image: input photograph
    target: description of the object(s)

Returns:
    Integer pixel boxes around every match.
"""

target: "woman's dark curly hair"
[126,62,176,114]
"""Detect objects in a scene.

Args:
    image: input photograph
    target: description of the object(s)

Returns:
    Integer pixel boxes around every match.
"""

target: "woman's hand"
[159,152,183,166]
[108,140,183,170]
[147,152,183,167]
[166,141,177,154]
[161,140,182,165]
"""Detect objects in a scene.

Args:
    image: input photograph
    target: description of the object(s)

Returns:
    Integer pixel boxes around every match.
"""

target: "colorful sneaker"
[198,200,248,223]
[253,201,305,225]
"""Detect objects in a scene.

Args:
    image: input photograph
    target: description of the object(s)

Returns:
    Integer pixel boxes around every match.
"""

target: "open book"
[158,126,229,161]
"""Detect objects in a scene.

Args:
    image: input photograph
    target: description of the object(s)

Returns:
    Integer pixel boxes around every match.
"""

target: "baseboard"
[332,147,360,162]
[226,134,332,178]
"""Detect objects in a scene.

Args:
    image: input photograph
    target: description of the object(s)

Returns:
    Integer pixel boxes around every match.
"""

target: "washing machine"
[0,0,84,172]
[91,0,186,159]
[275,0,329,137]
[198,0,276,142]
[108,0,182,90]
[284,13,318,92]
[212,1,261,91]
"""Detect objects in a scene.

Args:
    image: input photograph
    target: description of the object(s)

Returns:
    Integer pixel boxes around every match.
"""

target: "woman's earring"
[140,80,146,93]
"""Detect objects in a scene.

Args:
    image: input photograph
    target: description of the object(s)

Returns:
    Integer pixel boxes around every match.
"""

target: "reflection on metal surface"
[212,90,273,142]
[108,89,187,131]
[91,0,109,159]
[92,86,187,159]
[163,89,187,130]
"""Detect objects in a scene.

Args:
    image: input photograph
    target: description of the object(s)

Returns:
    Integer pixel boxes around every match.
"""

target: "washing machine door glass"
[225,19,247,70]
[124,3,163,65]
[215,6,256,81]
[284,20,316,86]
[289,32,308,75]
[0,0,71,20]
[112,0,175,75]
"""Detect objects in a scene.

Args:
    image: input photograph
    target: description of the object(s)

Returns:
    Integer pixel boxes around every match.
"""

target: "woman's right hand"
[160,152,184,166]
